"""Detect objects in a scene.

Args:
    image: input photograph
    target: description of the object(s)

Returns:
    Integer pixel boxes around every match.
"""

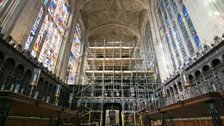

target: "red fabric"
[0,0,3,3]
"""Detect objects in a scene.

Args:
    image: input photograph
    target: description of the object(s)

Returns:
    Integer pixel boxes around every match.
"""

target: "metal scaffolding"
[74,40,159,113]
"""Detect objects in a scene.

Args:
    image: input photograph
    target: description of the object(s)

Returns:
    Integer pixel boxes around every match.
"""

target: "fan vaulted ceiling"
[80,0,148,42]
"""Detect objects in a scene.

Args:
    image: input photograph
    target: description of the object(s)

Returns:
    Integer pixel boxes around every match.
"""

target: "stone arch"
[188,74,194,81]
[170,87,174,96]
[195,70,201,78]
[88,24,140,43]
[14,64,25,84]
[20,69,32,95]
[0,58,15,90]
[35,77,44,99]
[80,0,147,11]
[173,84,178,94]
[52,84,57,102]
[202,65,210,73]
[211,58,221,68]
[40,80,48,101]
[178,82,183,92]
[59,90,64,106]
[46,83,54,103]
[167,89,170,97]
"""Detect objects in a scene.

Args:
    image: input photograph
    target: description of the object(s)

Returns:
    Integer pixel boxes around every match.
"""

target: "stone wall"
[8,0,42,46]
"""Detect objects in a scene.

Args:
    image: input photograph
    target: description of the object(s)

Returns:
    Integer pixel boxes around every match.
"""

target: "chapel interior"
[0,0,224,126]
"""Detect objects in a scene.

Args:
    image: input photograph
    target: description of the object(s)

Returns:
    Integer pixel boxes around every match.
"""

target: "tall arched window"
[173,24,187,61]
[157,0,201,68]
[165,35,177,69]
[165,0,187,62]
[177,13,195,55]
[158,5,178,70]
[66,23,82,85]
[183,6,202,49]
[144,22,156,69]
[160,0,182,68]
[24,7,44,50]
[25,0,70,72]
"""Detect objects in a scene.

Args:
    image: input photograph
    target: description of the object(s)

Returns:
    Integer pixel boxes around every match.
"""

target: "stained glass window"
[48,0,69,34]
[31,15,50,57]
[165,35,177,69]
[158,6,178,70]
[25,7,44,50]
[169,31,182,67]
[177,0,183,5]
[158,0,202,69]
[171,0,178,14]
[165,0,174,19]
[183,6,202,49]
[173,24,187,61]
[48,0,57,16]
[165,0,187,62]
[178,13,195,55]
[27,0,70,72]
[44,0,49,5]
[161,0,182,67]
[158,0,202,68]
[66,23,82,85]
[38,21,62,71]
